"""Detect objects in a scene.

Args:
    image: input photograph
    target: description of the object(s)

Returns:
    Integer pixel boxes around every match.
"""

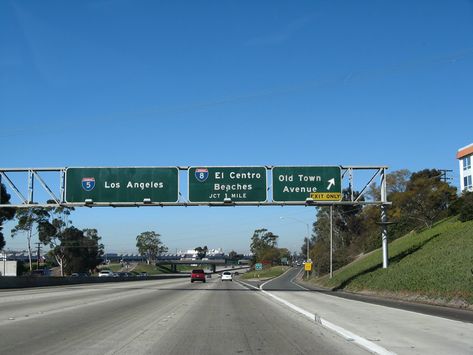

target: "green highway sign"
[188,166,267,203]
[255,263,263,271]
[65,167,179,203]
[272,166,342,202]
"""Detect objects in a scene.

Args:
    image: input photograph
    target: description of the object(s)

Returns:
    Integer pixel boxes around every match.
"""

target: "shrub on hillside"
[458,191,473,222]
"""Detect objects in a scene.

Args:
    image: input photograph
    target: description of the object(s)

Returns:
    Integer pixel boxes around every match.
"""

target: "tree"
[62,228,104,274]
[38,226,104,275]
[0,184,15,251]
[452,191,473,222]
[367,169,411,201]
[250,228,279,264]
[300,236,314,260]
[311,239,330,275]
[228,250,239,260]
[11,207,50,271]
[278,248,291,264]
[309,189,365,275]
[312,189,364,249]
[392,169,457,230]
[136,231,167,264]
[37,204,74,276]
[194,245,208,259]
[358,205,383,253]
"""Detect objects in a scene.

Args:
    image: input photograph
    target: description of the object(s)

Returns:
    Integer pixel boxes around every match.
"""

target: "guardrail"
[0,274,189,289]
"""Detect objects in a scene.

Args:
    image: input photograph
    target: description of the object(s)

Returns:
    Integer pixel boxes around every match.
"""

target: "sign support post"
[330,204,333,278]
[381,168,389,269]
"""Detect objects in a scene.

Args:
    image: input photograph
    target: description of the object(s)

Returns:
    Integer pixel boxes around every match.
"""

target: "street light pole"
[305,223,310,279]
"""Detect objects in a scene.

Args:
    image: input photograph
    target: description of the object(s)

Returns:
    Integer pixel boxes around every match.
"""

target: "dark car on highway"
[190,269,206,283]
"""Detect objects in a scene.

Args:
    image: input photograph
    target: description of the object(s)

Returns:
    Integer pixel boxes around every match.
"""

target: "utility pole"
[439,169,453,184]
[35,242,42,269]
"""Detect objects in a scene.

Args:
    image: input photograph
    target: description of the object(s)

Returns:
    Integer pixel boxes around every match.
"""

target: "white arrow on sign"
[327,178,335,190]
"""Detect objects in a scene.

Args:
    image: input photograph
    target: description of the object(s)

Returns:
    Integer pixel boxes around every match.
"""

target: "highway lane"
[0,278,367,355]
[260,268,473,355]
[260,266,306,291]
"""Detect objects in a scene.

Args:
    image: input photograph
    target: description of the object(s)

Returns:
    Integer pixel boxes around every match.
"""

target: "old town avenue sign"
[66,167,179,203]
[272,166,342,202]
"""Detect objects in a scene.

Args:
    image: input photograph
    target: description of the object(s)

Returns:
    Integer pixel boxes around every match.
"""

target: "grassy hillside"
[241,266,289,280]
[311,217,473,307]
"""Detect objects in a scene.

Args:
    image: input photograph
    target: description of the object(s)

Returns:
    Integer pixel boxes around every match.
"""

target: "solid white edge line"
[236,279,260,290]
[289,268,309,290]
[262,290,396,355]
[320,318,396,355]
[237,278,396,355]
[261,289,316,321]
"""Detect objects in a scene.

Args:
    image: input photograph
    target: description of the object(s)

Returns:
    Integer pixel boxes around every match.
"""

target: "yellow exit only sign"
[310,192,342,201]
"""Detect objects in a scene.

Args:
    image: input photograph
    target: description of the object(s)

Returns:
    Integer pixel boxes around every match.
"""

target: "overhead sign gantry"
[0,165,386,207]
[0,165,391,268]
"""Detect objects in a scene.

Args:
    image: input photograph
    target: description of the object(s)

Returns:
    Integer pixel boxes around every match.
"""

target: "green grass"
[177,265,199,272]
[99,263,122,272]
[132,263,167,275]
[312,217,473,305]
[99,263,168,275]
[241,266,290,280]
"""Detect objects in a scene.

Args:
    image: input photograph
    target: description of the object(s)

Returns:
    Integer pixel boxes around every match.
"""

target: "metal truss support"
[0,166,391,208]
[31,170,61,204]
[0,171,28,204]
[28,169,34,204]
[0,165,393,271]
[0,168,66,208]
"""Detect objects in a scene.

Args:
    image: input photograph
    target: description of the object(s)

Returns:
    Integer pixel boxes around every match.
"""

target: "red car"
[191,269,206,283]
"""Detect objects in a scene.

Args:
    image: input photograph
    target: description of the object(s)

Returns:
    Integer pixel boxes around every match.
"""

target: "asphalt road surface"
[256,267,473,355]
[0,277,368,355]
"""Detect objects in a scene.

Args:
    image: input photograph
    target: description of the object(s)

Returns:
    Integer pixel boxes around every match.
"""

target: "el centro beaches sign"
[188,166,267,203]
[65,167,179,203]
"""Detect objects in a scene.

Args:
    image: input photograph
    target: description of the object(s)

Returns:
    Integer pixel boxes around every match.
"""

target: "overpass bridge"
[156,259,227,273]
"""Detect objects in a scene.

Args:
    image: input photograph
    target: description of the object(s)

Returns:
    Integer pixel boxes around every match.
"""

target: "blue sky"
[1,0,472,254]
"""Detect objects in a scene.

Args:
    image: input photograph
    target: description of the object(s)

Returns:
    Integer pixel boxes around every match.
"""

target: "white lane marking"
[261,290,396,355]
[320,318,396,355]
[289,268,309,291]
[236,280,260,290]
[237,275,396,355]
[261,289,316,321]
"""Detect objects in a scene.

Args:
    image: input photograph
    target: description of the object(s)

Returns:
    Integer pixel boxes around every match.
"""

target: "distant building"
[177,248,225,260]
[457,143,473,192]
